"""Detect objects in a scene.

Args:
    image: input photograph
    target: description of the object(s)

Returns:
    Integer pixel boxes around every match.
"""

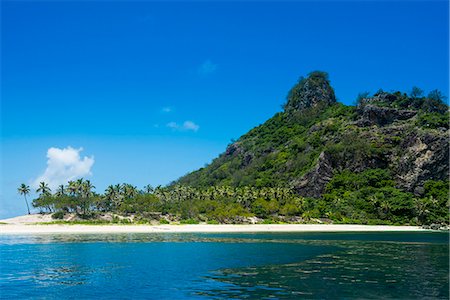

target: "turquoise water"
[0,232,448,299]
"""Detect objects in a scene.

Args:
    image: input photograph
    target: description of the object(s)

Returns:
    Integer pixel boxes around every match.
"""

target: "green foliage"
[262,218,280,224]
[410,86,424,99]
[324,132,389,175]
[427,89,446,102]
[280,198,303,216]
[17,183,31,214]
[414,180,450,224]
[51,211,65,220]
[319,169,448,224]
[326,169,394,192]
[251,198,279,218]
[32,195,55,213]
[180,219,199,224]
[28,175,449,225]
[176,102,355,188]
[355,91,371,106]
[417,112,449,129]
[362,89,448,114]
[206,202,251,223]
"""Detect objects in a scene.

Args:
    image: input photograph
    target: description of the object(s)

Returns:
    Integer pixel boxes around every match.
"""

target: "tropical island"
[9,72,449,229]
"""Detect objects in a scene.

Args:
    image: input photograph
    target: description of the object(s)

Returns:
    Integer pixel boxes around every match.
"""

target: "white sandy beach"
[0,214,426,234]
[0,224,428,234]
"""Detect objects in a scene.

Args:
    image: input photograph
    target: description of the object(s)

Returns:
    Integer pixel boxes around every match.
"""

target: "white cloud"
[166,121,179,130]
[161,107,172,113]
[32,147,95,190]
[166,120,200,132]
[198,59,217,75]
[182,121,200,132]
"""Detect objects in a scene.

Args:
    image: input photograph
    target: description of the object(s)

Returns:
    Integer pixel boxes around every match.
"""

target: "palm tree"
[81,180,95,198]
[36,182,51,197]
[413,198,430,225]
[67,180,79,196]
[80,180,95,215]
[55,184,66,197]
[102,185,117,211]
[76,179,84,196]
[114,184,122,195]
[17,183,31,214]
[380,200,391,216]
[36,182,53,212]
[105,185,115,197]
[112,184,124,209]
[122,183,138,199]
[144,184,153,194]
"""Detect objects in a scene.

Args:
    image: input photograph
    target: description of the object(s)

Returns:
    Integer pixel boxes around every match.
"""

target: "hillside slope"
[176,72,449,200]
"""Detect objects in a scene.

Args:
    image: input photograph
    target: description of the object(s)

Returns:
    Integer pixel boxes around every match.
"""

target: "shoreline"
[0,224,428,234]
[0,214,434,234]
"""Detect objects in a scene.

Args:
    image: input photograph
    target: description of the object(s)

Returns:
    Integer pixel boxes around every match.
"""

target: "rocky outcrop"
[294,125,449,198]
[225,142,244,156]
[356,105,417,127]
[393,131,449,195]
[293,152,334,198]
[225,142,254,167]
[293,145,389,198]
[285,71,336,112]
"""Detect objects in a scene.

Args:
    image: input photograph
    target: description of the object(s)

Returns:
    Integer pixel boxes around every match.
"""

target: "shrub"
[417,112,449,129]
[251,198,276,218]
[180,219,199,224]
[52,211,65,220]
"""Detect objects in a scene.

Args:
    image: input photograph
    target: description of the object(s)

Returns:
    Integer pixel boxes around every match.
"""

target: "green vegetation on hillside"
[20,72,449,225]
[25,175,448,225]
[176,102,357,188]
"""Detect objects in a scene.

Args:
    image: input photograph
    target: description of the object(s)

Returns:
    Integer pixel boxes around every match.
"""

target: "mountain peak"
[284,71,336,112]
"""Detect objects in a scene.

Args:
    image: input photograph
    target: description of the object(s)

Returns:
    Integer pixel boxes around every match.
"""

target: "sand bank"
[0,214,426,234]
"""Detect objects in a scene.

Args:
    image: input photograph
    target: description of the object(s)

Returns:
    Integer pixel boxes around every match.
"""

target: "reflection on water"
[0,232,448,299]
[15,266,88,286]
[201,241,449,299]
[1,231,447,245]
[0,233,209,244]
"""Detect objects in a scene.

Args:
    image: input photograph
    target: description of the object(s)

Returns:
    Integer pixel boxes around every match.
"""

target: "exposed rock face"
[394,131,449,195]
[294,145,390,198]
[225,142,253,167]
[360,92,397,106]
[294,152,333,198]
[225,142,243,156]
[293,93,447,197]
[285,71,336,112]
[294,123,449,197]
[356,104,417,127]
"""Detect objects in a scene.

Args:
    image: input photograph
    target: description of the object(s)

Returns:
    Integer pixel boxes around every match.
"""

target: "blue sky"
[1,0,448,218]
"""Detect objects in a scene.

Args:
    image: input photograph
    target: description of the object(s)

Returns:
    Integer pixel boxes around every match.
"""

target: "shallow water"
[0,232,448,299]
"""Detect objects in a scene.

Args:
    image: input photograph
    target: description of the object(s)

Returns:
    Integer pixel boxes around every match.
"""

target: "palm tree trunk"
[24,195,30,215]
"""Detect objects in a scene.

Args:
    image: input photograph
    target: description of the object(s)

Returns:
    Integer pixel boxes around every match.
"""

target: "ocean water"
[0,232,448,299]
